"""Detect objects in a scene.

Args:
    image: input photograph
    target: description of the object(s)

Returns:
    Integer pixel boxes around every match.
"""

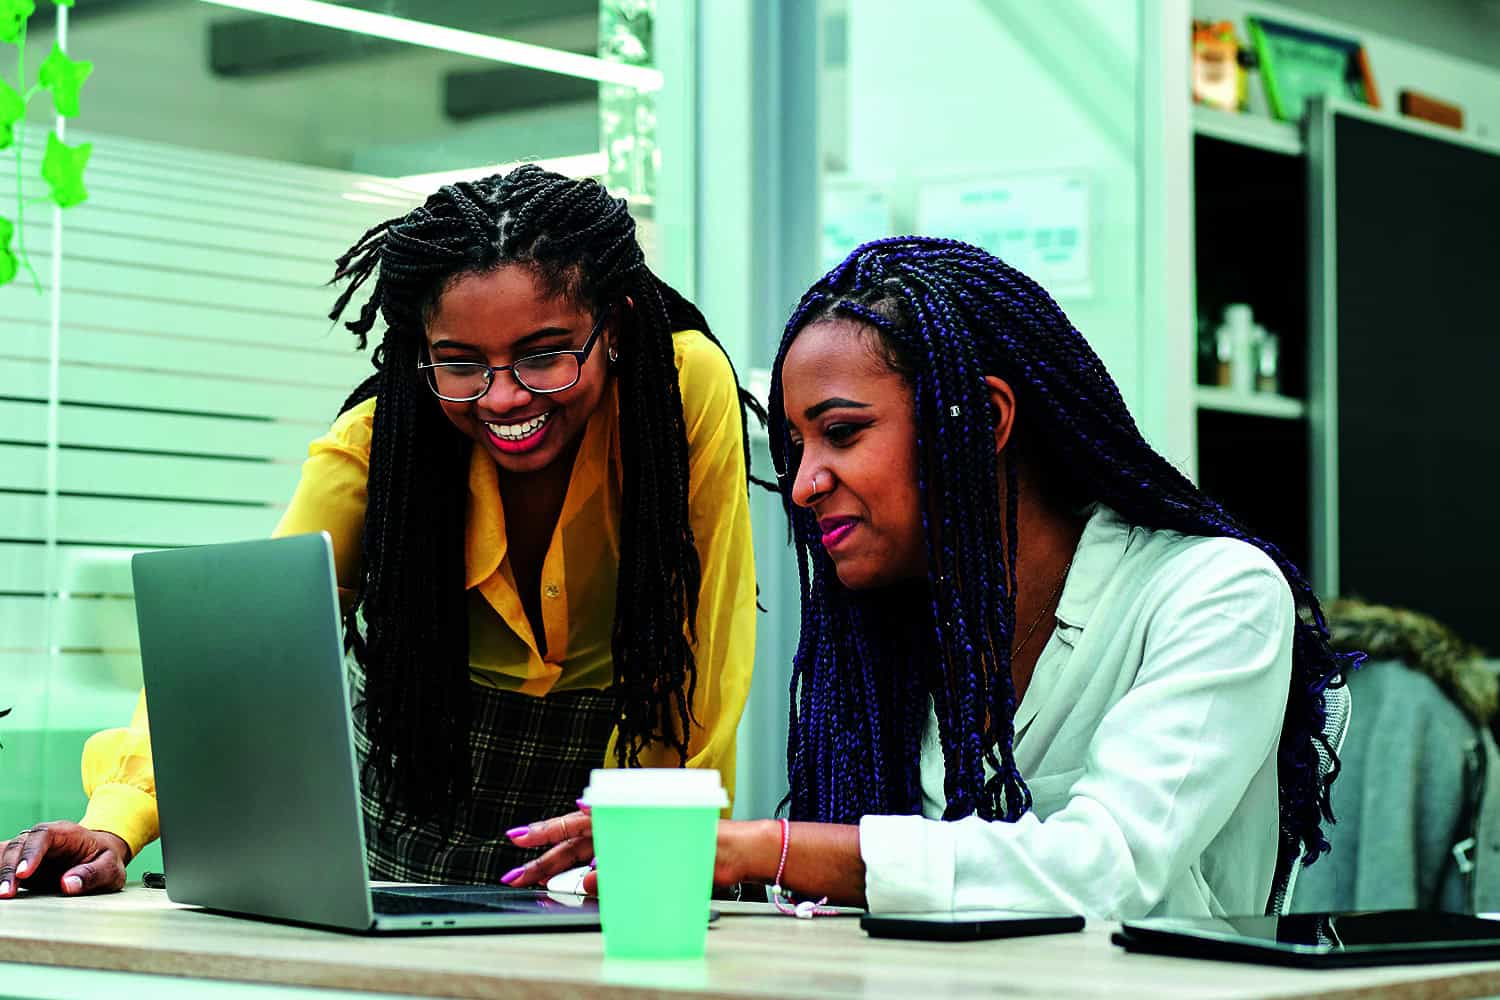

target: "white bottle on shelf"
[1222,303,1256,395]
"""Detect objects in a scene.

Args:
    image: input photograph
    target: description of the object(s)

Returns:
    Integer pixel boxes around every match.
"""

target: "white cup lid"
[581,768,728,808]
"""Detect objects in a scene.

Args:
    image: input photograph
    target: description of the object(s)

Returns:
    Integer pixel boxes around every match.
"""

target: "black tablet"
[1113,911,1500,968]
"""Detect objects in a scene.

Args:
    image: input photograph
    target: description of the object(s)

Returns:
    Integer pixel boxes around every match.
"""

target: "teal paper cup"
[583,768,727,959]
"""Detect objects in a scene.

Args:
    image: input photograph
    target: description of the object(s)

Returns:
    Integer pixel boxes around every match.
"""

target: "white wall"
[833,0,1148,419]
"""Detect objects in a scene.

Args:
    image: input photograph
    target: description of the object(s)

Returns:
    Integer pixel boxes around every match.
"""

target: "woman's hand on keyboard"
[502,804,597,894]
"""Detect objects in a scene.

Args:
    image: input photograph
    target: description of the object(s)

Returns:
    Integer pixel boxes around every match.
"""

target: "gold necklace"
[1013,559,1072,659]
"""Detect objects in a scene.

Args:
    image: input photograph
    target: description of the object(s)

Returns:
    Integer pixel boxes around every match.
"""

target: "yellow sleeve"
[632,333,757,814]
[79,400,376,856]
[271,396,375,603]
[79,690,157,861]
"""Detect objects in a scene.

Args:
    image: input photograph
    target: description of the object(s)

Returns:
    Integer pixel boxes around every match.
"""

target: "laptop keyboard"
[370,890,522,915]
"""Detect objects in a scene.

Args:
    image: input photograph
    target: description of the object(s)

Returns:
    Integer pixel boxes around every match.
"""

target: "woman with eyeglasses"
[0,166,761,898]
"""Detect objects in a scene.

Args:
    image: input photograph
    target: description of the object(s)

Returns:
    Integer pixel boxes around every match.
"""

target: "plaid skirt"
[350,668,618,884]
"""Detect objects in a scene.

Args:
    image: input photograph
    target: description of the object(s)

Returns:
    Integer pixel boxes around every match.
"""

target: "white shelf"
[1192,105,1304,157]
[1195,386,1307,419]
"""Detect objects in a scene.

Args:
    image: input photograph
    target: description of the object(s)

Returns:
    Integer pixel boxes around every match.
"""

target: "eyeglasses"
[417,314,608,402]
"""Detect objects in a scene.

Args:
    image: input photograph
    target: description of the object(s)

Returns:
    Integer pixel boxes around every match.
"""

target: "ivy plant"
[0,0,90,752]
[1,0,92,291]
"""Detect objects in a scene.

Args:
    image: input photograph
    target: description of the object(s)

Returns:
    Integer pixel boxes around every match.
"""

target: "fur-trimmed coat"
[1292,599,1500,914]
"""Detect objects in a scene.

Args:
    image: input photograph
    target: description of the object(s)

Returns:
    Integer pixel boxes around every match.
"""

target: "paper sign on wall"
[916,173,1091,298]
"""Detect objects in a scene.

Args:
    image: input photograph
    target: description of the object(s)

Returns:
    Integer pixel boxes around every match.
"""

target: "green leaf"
[41,130,90,208]
[38,42,91,117]
[0,80,22,150]
[0,0,34,46]
[0,218,16,287]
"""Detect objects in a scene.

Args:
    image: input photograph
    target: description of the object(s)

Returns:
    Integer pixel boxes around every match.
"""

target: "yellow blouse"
[81,330,758,859]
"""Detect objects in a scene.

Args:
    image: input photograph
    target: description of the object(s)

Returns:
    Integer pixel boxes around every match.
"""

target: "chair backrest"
[1265,682,1354,915]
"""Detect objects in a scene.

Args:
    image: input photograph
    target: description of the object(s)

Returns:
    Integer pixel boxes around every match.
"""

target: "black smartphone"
[861,910,1084,942]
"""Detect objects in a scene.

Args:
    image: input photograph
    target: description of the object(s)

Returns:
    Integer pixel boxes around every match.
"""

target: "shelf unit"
[1190,102,1312,572]
[1192,105,1303,156]
[1194,386,1306,419]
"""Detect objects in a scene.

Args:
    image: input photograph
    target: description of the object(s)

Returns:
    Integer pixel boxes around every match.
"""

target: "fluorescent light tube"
[198,0,663,91]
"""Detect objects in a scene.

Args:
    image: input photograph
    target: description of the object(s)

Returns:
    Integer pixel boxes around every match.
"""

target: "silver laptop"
[131,532,600,934]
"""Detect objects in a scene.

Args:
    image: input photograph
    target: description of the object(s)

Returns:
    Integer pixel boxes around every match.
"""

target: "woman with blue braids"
[703,236,1359,917]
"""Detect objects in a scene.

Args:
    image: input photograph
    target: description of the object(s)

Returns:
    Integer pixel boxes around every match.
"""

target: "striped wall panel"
[0,127,417,838]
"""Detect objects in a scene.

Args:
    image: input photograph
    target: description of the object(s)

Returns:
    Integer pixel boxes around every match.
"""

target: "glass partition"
[0,0,683,875]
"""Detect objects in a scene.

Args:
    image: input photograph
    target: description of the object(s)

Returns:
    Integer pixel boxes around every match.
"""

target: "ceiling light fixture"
[198,0,662,91]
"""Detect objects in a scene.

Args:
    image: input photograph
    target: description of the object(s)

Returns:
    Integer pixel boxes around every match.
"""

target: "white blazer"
[860,505,1294,918]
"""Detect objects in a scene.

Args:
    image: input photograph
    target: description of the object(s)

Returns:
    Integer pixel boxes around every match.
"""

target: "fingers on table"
[60,853,126,895]
[0,825,48,896]
[0,834,21,897]
[0,824,127,897]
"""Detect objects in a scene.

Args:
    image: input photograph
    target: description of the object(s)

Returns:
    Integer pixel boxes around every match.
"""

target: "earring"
[608,345,619,364]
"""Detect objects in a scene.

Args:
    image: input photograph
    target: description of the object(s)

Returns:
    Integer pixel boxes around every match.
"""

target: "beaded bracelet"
[770,817,838,918]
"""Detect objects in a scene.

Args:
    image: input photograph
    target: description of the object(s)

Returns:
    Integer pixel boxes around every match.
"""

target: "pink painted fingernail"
[588,857,597,870]
[0,881,10,895]
[504,826,530,840]
[63,876,82,894]
[576,798,589,810]
[499,867,525,885]
[15,860,27,875]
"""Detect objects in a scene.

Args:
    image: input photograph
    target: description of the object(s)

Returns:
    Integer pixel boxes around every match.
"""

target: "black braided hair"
[328,165,765,819]
[766,236,1360,892]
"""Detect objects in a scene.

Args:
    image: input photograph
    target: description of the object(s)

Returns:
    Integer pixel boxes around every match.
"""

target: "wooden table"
[6,887,1500,999]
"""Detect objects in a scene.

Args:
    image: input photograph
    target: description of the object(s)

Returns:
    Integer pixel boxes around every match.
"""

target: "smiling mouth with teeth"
[486,411,552,441]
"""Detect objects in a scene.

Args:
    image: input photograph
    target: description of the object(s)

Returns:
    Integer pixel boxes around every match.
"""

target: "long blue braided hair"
[766,237,1357,888]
